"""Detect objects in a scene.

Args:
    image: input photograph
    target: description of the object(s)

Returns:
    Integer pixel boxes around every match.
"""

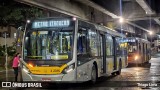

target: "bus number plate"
[41,78,51,81]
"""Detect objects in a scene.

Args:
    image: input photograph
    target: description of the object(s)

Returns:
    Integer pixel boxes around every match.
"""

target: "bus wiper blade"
[52,28,63,38]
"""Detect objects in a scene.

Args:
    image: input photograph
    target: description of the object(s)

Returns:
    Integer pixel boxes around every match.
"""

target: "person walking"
[12,53,20,82]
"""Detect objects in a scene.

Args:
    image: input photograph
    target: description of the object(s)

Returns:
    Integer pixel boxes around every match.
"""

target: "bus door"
[142,43,145,62]
[143,43,147,62]
[138,43,141,56]
[146,44,148,61]
[100,34,106,73]
[113,37,117,70]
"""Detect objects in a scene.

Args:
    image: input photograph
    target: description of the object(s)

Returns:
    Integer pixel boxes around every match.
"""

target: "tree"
[0,0,44,28]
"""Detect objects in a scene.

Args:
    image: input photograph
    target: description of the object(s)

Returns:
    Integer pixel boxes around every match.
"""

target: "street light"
[126,32,128,35]
[25,20,30,30]
[149,31,153,35]
[149,31,154,54]
[27,20,30,23]
[149,31,153,42]
[149,31,154,44]
[119,17,124,23]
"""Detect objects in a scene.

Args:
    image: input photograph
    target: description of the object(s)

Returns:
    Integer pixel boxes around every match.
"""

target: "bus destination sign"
[119,38,136,43]
[32,20,70,28]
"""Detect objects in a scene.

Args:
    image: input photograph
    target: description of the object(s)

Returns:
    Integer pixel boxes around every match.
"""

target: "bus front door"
[113,37,117,70]
[100,34,106,73]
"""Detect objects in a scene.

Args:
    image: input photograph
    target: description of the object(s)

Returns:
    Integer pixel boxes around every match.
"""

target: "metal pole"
[5,32,8,81]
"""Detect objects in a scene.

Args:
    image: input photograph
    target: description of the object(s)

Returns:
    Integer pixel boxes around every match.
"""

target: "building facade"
[0,26,17,46]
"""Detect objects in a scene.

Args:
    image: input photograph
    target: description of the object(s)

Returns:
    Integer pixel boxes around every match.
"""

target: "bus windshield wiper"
[52,28,63,39]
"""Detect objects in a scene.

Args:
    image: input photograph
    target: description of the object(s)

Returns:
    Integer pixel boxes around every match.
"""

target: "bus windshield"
[24,29,73,61]
[128,42,137,53]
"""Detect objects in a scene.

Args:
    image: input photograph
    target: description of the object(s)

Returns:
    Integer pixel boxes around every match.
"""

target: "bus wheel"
[116,61,122,75]
[91,65,97,84]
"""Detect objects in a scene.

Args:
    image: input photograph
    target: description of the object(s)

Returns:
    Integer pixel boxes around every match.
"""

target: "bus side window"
[78,36,83,53]
[115,38,121,55]
[88,29,97,56]
[77,29,87,55]
[106,34,113,56]
[139,43,141,52]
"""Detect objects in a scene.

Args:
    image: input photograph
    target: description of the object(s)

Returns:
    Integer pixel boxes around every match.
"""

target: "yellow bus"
[120,37,151,65]
[20,17,127,83]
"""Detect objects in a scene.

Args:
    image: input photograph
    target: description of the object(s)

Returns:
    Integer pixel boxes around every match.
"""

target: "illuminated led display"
[32,20,70,28]
[119,38,136,43]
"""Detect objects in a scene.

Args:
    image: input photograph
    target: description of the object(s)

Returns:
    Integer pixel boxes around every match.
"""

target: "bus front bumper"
[21,69,76,82]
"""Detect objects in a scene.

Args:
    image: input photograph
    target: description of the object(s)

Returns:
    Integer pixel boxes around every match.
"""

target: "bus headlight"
[135,55,139,60]
[62,63,75,74]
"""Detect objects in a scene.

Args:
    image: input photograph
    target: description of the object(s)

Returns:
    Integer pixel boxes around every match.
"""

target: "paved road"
[1,53,160,90]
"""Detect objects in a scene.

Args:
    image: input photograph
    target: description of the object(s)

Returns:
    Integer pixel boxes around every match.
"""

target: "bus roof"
[94,24,125,37]
[78,19,125,37]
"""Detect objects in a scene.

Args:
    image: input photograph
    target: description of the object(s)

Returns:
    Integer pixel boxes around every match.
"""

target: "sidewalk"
[151,52,160,58]
[0,66,13,73]
[0,69,15,82]
[0,69,13,72]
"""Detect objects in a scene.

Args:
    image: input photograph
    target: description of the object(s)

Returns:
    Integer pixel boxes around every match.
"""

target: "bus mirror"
[18,26,24,32]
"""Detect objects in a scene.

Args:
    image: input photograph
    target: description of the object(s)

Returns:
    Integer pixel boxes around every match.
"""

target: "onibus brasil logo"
[2,82,42,88]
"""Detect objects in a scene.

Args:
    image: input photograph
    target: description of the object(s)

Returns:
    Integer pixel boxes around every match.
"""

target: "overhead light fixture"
[27,20,30,23]
[119,17,124,23]
[149,31,153,35]
[126,33,128,35]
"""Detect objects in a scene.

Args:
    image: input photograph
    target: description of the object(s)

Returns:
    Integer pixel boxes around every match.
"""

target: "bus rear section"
[125,37,151,65]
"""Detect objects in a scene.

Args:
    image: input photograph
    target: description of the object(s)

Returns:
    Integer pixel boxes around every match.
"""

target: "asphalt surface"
[1,53,160,90]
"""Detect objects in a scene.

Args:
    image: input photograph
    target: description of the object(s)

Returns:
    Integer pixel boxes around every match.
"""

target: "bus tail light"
[62,63,75,74]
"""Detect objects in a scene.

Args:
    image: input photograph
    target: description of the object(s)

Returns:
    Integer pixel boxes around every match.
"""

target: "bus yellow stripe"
[27,64,67,75]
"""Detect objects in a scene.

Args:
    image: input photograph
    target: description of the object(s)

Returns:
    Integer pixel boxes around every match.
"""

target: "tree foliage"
[0,0,44,28]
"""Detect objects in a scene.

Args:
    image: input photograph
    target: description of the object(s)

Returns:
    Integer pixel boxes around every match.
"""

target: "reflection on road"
[1,53,160,90]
